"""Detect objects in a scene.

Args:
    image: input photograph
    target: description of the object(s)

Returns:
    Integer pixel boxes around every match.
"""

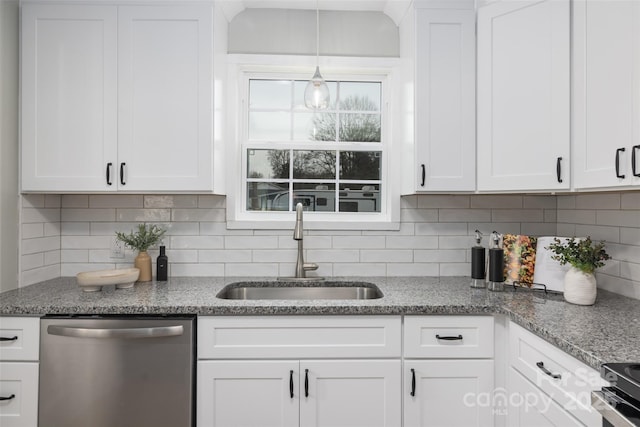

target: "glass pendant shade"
[304,66,330,110]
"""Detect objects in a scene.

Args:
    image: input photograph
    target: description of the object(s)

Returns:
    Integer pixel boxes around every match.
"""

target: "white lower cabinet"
[404,360,494,427]
[0,317,40,427]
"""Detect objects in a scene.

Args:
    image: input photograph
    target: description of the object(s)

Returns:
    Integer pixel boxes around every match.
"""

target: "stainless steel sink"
[216,281,383,300]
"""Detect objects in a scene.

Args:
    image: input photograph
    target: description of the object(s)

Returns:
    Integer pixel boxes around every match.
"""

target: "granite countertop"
[1,276,639,370]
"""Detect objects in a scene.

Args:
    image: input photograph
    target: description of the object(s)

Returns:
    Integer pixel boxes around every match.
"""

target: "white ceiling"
[217,0,412,25]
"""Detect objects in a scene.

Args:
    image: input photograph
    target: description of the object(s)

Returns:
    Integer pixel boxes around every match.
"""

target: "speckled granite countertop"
[1,276,639,370]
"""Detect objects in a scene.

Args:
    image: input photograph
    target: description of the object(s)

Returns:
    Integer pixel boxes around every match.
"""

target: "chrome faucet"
[292,203,320,280]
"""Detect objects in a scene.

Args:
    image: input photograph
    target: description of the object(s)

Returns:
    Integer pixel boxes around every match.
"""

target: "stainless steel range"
[592,363,640,427]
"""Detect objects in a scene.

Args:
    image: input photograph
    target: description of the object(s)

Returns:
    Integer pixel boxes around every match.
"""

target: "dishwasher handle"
[47,325,184,339]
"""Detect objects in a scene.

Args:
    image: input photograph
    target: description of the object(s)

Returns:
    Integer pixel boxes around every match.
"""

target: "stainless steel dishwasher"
[39,315,195,427]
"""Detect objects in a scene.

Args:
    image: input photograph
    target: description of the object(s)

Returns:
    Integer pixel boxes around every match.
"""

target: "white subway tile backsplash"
[332,236,385,249]
[199,250,251,263]
[89,195,143,208]
[225,263,279,277]
[22,237,59,255]
[62,208,115,222]
[492,209,543,223]
[418,195,470,209]
[575,193,621,209]
[171,236,224,250]
[17,192,640,300]
[360,250,412,263]
[117,209,171,222]
[22,223,44,239]
[386,263,438,276]
[438,209,491,223]
[471,195,522,209]
[144,195,197,209]
[306,249,360,263]
[333,263,386,276]
[225,236,278,250]
[172,208,224,222]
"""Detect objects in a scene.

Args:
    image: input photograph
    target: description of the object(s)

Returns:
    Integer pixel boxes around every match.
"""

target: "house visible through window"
[244,78,384,214]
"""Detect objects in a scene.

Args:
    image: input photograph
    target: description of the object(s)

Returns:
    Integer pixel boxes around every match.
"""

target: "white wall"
[0,0,20,293]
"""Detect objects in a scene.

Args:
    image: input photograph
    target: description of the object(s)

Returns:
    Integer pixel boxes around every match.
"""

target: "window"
[227,62,399,230]
[244,77,384,213]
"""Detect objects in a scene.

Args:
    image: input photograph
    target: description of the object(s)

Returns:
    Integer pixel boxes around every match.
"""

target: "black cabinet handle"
[633,145,640,177]
[410,368,416,397]
[289,370,294,398]
[106,163,113,186]
[0,336,18,342]
[616,148,626,179]
[120,162,126,185]
[0,394,15,401]
[304,369,309,398]
[420,164,426,187]
[556,157,563,183]
[435,334,463,341]
[536,361,561,379]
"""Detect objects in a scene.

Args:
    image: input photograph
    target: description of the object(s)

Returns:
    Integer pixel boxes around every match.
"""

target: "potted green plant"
[546,237,610,305]
[116,224,166,282]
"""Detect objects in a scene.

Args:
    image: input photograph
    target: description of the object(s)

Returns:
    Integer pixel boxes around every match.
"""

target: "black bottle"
[470,230,486,288]
[156,246,168,281]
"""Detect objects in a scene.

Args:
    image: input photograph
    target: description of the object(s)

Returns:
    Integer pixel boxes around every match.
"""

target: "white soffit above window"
[217,0,412,25]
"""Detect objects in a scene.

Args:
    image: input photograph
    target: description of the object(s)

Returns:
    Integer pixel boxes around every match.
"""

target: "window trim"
[225,54,401,230]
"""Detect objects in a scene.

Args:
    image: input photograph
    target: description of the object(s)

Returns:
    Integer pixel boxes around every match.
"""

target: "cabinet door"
[477,0,570,191]
[0,362,39,427]
[404,360,494,427]
[508,367,584,427]
[197,360,299,427]
[573,0,640,189]
[21,4,118,192]
[118,6,213,192]
[300,360,401,427]
[415,8,476,192]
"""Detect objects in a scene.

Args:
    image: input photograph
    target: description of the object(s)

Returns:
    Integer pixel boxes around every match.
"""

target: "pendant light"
[304,0,330,109]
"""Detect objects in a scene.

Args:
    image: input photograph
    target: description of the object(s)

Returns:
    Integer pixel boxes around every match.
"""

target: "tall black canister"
[470,230,486,288]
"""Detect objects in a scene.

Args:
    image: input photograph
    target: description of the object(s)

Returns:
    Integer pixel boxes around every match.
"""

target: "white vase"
[563,266,597,305]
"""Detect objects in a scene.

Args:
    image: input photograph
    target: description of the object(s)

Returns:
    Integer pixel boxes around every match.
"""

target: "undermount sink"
[216,281,384,300]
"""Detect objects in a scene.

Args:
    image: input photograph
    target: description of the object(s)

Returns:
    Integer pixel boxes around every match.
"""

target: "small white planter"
[563,266,597,305]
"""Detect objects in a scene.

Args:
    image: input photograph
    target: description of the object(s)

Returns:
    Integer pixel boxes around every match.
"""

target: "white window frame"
[225,54,401,230]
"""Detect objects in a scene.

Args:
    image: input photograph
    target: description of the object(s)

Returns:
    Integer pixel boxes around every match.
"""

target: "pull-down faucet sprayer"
[279,203,323,281]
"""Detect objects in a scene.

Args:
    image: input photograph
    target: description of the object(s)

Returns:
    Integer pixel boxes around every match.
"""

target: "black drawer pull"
[616,148,626,179]
[556,157,563,183]
[304,369,309,398]
[410,368,416,397]
[436,334,463,341]
[0,336,18,342]
[536,361,561,379]
[106,162,113,186]
[633,145,640,177]
[289,370,294,398]
[120,162,126,185]
[420,164,426,187]
[0,394,15,401]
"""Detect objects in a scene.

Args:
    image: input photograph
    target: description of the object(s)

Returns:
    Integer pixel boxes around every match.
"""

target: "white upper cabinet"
[21,4,214,193]
[477,0,571,192]
[414,5,476,192]
[572,0,640,189]
[21,5,118,192]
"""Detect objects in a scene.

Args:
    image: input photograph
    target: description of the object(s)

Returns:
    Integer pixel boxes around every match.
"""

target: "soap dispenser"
[470,230,486,289]
[156,246,168,281]
[488,231,505,292]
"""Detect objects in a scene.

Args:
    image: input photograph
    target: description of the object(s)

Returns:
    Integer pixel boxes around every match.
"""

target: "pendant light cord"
[315,0,320,65]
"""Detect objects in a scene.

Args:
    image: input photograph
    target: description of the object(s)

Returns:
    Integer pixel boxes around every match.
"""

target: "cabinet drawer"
[198,316,402,359]
[509,322,604,427]
[0,362,39,427]
[404,315,494,358]
[0,318,40,361]
[508,367,584,427]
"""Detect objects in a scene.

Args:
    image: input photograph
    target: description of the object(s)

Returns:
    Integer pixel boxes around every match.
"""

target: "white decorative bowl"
[76,268,140,292]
